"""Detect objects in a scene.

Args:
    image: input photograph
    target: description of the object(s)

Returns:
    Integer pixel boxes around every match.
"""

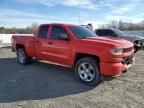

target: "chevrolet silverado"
[12,24,135,85]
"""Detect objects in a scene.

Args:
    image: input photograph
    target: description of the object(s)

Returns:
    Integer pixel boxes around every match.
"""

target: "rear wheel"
[17,48,32,65]
[75,57,100,85]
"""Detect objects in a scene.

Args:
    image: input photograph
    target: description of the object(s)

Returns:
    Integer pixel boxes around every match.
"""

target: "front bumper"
[100,56,135,76]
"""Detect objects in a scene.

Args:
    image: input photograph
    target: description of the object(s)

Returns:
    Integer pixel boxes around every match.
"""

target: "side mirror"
[59,34,70,40]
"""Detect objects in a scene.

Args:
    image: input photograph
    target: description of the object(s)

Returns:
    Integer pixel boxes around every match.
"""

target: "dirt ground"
[0,47,144,108]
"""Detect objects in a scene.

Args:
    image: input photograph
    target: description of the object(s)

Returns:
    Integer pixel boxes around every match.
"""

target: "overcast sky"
[0,0,144,28]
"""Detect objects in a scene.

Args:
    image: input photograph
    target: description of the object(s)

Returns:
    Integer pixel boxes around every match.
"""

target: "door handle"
[48,42,53,45]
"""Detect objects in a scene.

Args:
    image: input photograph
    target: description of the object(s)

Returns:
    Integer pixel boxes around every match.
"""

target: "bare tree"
[98,20,144,31]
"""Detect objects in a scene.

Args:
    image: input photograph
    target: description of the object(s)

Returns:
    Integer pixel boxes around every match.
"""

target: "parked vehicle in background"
[81,24,93,31]
[0,39,2,48]
[94,28,144,53]
[12,24,135,85]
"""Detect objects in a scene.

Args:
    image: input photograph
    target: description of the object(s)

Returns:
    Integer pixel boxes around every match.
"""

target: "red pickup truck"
[12,23,135,85]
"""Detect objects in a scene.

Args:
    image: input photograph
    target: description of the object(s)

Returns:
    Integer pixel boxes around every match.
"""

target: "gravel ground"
[0,47,144,108]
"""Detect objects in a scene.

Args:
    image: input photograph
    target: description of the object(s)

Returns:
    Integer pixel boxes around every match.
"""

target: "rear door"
[34,25,50,60]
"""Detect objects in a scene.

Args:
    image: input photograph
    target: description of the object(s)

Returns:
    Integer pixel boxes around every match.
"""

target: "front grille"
[122,56,133,65]
[123,47,133,53]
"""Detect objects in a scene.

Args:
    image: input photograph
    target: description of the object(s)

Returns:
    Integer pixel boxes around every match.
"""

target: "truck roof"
[95,28,117,31]
[40,23,77,26]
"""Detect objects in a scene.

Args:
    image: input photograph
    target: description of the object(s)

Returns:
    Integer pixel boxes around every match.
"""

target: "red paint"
[12,23,135,76]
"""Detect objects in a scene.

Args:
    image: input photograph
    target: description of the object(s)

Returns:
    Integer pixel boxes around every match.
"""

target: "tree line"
[1,20,144,34]
[0,23,37,34]
[99,20,144,31]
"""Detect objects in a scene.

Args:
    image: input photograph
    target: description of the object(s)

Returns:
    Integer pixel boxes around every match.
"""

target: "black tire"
[17,48,32,65]
[134,45,139,53]
[75,57,100,85]
[134,40,142,53]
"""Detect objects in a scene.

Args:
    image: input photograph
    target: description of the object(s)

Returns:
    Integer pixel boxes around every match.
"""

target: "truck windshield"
[69,26,97,39]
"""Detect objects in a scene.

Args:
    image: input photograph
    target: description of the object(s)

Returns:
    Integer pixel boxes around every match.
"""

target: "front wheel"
[75,57,100,85]
[17,48,32,65]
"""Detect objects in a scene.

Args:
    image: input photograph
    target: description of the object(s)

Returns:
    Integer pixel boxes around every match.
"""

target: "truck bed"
[12,35,35,57]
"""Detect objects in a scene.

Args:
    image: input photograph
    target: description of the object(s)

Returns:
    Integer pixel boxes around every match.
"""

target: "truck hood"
[81,37,133,48]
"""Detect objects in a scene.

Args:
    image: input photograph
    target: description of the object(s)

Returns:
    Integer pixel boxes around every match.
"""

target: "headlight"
[110,48,123,55]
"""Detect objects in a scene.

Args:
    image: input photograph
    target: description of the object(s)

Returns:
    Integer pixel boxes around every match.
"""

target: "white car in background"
[94,28,144,53]
[0,39,2,48]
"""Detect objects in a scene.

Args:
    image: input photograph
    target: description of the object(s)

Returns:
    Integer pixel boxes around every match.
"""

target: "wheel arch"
[74,53,100,67]
[16,44,25,51]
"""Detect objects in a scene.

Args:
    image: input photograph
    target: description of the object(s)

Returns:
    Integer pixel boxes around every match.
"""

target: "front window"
[69,26,97,39]
[51,26,69,39]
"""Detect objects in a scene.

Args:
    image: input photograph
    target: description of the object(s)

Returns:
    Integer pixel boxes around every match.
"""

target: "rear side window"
[38,26,49,38]
[51,26,68,39]
[96,30,116,36]
[96,30,104,36]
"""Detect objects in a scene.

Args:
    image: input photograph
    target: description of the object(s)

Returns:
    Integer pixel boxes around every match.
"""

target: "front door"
[45,26,72,65]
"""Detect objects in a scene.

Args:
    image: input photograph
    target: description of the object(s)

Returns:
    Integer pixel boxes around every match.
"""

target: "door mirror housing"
[59,34,70,40]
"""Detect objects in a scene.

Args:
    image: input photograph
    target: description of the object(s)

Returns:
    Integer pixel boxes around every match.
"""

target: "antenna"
[78,12,81,24]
